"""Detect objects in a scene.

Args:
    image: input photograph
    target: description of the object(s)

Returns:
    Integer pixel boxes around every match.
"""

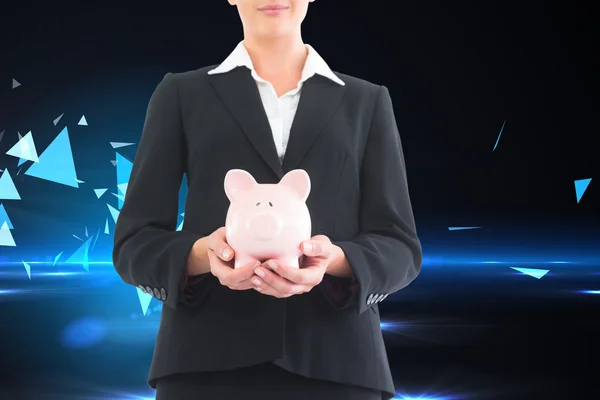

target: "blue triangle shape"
[136,287,153,316]
[66,237,93,271]
[106,203,120,223]
[53,114,63,126]
[0,221,16,246]
[0,170,21,200]
[0,204,14,229]
[94,188,107,198]
[6,131,39,162]
[24,127,79,188]
[53,251,63,266]
[448,226,481,231]
[115,152,133,210]
[510,267,549,279]
[22,261,31,279]
[110,142,135,149]
[90,227,101,252]
[574,178,592,203]
[492,119,506,152]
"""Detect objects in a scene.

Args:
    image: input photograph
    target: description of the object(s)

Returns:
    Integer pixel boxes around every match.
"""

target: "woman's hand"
[206,227,259,291]
[250,235,346,298]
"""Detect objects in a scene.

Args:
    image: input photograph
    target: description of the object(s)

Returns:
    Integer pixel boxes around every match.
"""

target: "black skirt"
[155,362,383,400]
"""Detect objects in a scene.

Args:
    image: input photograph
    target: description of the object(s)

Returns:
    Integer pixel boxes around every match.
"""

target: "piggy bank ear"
[224,169,257,201]
[279,169,311,202]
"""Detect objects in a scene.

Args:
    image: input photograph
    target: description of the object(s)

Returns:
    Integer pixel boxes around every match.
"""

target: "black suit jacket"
[113,65,423,399]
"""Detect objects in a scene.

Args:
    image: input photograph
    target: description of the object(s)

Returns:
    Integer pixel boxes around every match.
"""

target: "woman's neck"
[243,34,308,80]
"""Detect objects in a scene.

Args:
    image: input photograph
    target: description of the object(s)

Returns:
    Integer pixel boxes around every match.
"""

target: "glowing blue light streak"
[394,393,460,400]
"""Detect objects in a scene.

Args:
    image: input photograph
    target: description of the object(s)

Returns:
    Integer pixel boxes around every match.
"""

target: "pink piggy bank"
[224,169,312,269]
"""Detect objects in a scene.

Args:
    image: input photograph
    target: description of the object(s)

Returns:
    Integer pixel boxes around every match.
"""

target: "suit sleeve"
[112,72,215,310]
[181,270,214,307]
[322,85,423,315]
[319,274,360,308]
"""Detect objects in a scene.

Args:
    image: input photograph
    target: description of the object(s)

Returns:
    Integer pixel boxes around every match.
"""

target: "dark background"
[0,1,598,399]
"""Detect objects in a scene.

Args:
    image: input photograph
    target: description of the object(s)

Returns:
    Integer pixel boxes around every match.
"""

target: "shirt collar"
[208,41,345,86]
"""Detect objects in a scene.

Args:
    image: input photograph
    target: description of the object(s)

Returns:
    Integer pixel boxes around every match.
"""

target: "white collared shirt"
[208,41,345,162]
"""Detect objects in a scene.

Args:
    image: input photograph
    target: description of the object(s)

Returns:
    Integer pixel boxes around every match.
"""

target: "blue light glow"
[394,393,460,400]
[579,290,600,295]
[60,317,108,349]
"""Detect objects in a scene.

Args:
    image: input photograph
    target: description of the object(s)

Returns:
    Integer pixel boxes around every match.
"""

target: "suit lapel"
[209,68,346,177]
[208,67,284,178]
[282,76,346,172]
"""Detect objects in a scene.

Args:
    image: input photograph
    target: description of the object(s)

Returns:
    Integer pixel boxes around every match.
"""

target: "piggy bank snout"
[246,212,282,240]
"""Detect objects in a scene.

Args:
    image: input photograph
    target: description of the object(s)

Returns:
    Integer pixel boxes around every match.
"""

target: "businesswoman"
[113,0,422,399]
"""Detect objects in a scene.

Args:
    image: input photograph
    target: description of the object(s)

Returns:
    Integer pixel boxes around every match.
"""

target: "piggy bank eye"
[256,202,261,206]
[269,202,273,207]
